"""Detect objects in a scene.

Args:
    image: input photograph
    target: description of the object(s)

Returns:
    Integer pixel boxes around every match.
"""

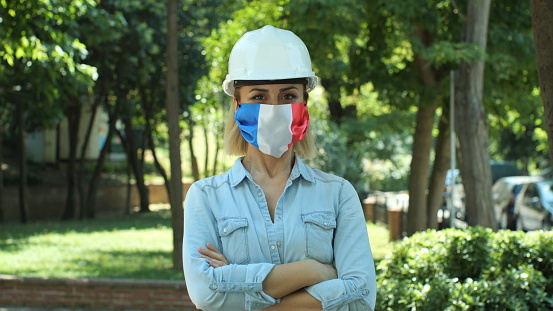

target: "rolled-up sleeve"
[305,180,377,310]
[183,183,277,311]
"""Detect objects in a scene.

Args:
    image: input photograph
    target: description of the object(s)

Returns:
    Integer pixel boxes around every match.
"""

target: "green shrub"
[376,227,553,310]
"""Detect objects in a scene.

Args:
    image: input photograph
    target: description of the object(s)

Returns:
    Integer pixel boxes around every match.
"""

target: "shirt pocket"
[217,217,250,264]
[301,211,336,264]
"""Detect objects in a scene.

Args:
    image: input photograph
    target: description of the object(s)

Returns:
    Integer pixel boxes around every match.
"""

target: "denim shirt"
[182,154,377,311]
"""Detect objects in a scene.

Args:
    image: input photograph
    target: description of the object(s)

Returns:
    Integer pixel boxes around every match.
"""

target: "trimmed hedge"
[376,227,553,310]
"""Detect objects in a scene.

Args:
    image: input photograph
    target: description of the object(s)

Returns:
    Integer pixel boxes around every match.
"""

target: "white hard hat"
[222,25,318,96]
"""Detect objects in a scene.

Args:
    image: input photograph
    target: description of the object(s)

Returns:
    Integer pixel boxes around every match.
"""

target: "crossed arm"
[199,243,337,310]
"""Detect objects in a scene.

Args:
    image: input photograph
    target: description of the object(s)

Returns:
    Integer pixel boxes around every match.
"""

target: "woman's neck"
[242,147,295,180]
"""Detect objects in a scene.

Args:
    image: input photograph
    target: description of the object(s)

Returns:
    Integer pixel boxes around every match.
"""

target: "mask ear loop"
[233,97,240,112]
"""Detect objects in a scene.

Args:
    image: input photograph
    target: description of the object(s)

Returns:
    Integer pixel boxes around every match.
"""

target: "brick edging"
[0,274,196,310]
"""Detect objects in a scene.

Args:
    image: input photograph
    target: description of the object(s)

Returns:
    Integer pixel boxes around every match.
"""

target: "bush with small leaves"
[376,227,553,310]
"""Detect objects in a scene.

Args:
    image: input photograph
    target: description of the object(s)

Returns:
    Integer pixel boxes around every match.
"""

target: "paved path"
[1,308,152,311]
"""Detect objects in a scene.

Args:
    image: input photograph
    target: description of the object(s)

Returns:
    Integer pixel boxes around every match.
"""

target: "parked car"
[443,162,522,224]
[441,169,465,222]
[490,161,522,184]
[514,179,553,231]
[492,176,544,229]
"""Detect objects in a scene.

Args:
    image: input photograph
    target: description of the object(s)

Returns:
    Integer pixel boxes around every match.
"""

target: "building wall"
[58,103,109,161]
[24,102,111,164]
[2,183,191,223]
[0,274,196,310]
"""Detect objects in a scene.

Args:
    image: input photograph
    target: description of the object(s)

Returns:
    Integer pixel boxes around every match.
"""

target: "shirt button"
[270,245,276,250]
[211,284,218,290]
[265,218,270,222]
[323,222,328,226]
[257,190,263,197]
[277,242,283,248]
[362,289,369,295]
[223,228,228,233]
[278,216,282,220]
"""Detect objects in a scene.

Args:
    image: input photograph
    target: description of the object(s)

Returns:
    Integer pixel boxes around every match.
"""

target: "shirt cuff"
[306,279,372,311]
[209,263,278,311]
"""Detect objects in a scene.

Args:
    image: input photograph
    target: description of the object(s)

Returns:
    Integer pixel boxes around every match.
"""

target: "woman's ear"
[233,97,239,112]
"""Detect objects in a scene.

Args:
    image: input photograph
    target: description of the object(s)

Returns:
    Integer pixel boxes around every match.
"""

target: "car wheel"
[543,217,553,231]
[516,215,525,232]
[500,209,516,230]
[499,211,508,229]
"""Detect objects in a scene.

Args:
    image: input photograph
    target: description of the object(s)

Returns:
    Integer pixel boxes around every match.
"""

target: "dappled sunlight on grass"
[0,211,183,281]
[367,222,394,262]
[0,212,395,281]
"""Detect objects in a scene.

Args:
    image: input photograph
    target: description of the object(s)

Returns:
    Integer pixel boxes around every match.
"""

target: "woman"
[183,25,376,311]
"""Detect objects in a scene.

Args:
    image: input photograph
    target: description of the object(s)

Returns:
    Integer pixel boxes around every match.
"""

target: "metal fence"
[365,191,409,240]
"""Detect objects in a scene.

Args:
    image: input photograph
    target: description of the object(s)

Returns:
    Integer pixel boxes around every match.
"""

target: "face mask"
[234,102,310,158]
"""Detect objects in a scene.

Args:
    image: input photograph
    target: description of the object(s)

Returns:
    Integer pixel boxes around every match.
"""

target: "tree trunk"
[142,85,171,198]
[0,121,4,223]
[188,119,200,181]
[77,102,99,220]
[406,26,441,235]
[320,78,358,125]
[455,0,496,230]
[62,102,82,220]
[86,112,117,218]
[123,118,150,213]
[212,125,220,177]
[115,127,133,215]
[406,99,438,235]
[203,125,209,178]
[167,0,184,271]
[125,157,132,215]
[17,105,28,223]
[212,95,227,176]
[147,127,171,200]
[427,107,451,229]
[531,0,553,166]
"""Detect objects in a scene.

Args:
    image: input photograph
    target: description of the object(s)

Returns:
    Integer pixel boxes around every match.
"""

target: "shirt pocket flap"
[217,217,248,237]
[302,212,337,230]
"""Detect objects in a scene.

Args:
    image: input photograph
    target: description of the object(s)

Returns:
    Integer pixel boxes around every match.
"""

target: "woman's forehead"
[240,83,304,93]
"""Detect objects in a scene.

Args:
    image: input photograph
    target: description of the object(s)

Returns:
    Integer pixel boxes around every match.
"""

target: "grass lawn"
[367,222,394,262]
[0,210,392,280]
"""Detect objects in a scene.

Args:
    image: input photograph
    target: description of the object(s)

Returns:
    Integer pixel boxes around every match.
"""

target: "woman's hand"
[315,261,338,283]
[199,243,229,268]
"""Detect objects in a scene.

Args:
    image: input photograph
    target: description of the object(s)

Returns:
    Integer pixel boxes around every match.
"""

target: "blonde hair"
[224,88,317,160]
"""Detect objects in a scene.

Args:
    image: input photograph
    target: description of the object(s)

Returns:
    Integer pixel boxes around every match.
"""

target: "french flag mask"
[234,102,310,158]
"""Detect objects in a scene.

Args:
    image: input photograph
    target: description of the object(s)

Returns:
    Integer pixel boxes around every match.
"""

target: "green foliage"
[377,228,553,310]
[308,114,412,193]
[0,0,97,132]
[485,0,546,170]
[307,117,370,196]
[306,82,414,193]
[198,0,287,107]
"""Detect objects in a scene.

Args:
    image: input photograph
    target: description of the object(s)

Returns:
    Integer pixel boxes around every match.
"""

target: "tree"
[166,0,184,271]
[454,0,496,229]
[1,0,96,222]
[77,0,168,216]
[531,0,553,167]
[346,0,537,233]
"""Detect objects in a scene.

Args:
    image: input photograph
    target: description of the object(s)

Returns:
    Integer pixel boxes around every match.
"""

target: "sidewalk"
[1,308,153,311]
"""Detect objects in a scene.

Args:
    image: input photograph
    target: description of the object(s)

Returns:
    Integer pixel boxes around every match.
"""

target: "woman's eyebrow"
[279,86,298,92]
[248,88,269,93]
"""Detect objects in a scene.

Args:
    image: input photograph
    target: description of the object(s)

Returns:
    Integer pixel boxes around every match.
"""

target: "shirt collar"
[290,154,315,183]
[229,153,315,187]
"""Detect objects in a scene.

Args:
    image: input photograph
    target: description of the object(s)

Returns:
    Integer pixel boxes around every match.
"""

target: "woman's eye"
[283,93,297,100]
[251,94,265,100]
